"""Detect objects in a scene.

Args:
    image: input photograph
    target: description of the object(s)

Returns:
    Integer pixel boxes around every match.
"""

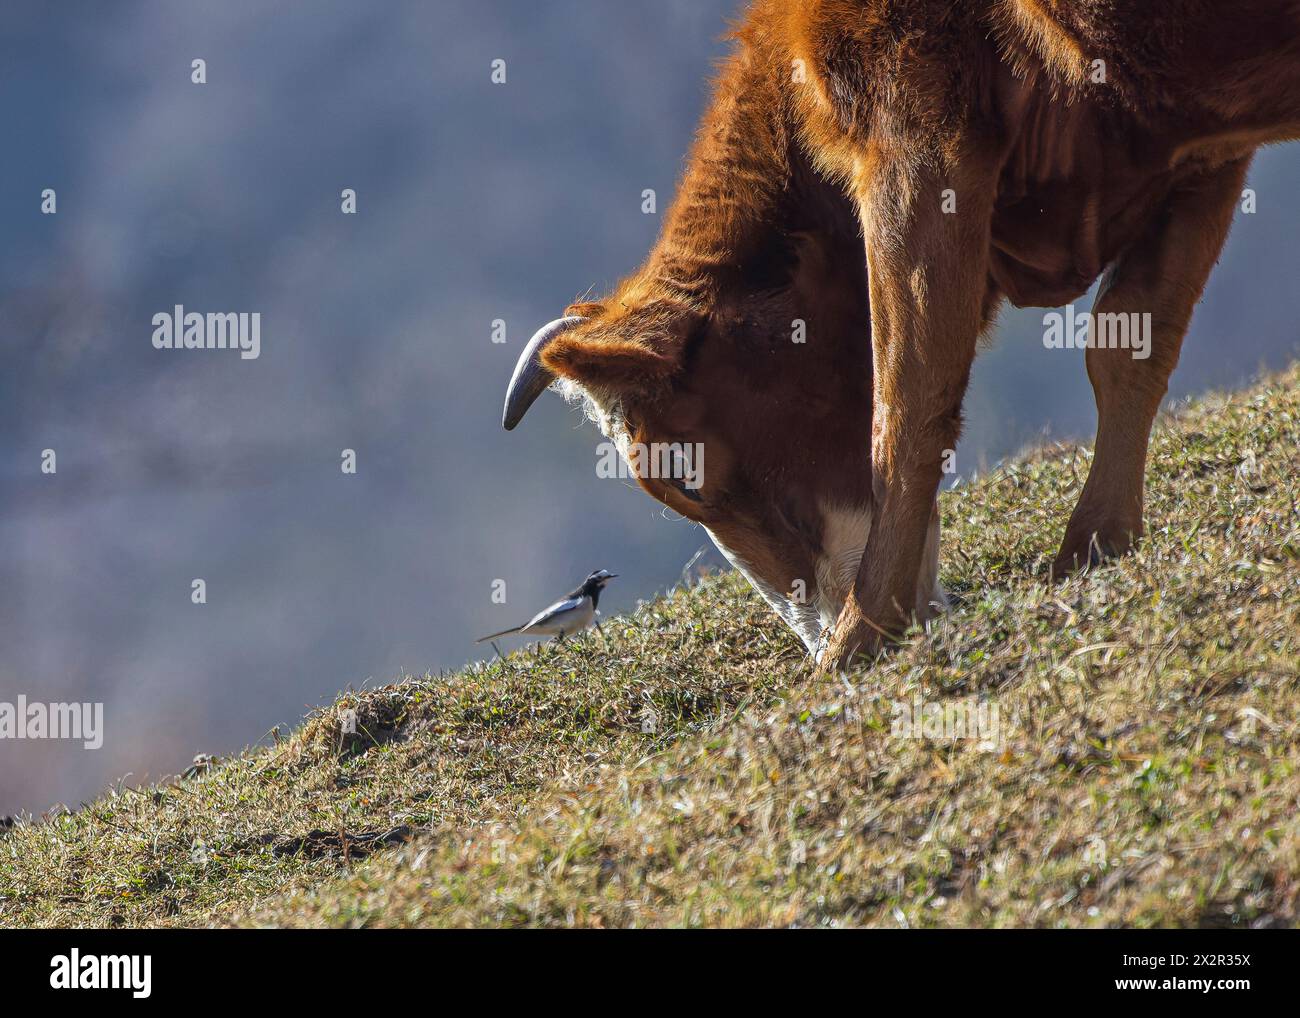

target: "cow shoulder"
[788,0,999,146]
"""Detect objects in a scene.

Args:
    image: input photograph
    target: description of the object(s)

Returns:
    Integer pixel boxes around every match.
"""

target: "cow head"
[504,236,943,660]
[502,117,946,658]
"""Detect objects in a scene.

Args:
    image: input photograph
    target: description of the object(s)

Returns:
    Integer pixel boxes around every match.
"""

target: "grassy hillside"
[3,368,1299,928]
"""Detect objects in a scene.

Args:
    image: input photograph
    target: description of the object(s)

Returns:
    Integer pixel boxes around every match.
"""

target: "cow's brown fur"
[534,0,1300,668]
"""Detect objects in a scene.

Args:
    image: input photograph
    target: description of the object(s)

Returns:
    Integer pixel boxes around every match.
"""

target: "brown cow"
[504,0,1300,668]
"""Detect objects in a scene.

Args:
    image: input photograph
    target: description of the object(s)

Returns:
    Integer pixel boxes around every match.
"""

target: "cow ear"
[542,307,697,394]
[542,334,678,390]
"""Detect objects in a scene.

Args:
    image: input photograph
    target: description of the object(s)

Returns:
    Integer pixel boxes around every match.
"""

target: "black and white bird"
[476,569,617,644]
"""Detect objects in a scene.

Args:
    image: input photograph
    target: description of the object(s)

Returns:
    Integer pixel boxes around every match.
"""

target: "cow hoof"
[1051,527,1137,580]
[817,605,893,676]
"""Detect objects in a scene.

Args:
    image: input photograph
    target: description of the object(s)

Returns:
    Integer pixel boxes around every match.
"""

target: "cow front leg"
[823,145,998,671]
[1053,155,1251,576]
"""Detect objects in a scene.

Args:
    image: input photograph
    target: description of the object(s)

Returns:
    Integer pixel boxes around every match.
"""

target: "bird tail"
[475,625,522,643]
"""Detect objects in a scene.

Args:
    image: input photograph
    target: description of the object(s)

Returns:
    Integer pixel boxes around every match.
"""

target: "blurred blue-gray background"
[3,0,1298,816]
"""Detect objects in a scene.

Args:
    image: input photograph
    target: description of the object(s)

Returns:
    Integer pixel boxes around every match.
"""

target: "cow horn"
[502,315,585,430]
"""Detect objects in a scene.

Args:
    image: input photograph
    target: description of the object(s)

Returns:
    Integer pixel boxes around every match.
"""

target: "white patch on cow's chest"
[816,500,949,622]
[814,502,874,635]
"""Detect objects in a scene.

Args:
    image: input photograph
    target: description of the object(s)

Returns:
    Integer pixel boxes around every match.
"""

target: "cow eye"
[672,479,704,503]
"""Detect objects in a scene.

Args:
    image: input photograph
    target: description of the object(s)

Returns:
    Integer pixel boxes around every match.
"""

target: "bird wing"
[519,596,584,632]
